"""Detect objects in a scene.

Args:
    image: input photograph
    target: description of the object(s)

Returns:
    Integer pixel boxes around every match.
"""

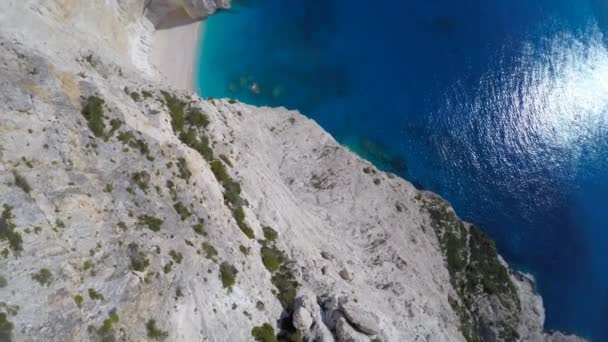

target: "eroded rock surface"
[0,1,586,341]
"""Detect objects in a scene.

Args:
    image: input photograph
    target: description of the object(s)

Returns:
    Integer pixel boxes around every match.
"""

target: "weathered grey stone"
[336,317,369,342]
[339,298,381,335]
[293,293,334,341]
[338,268,353,281]
[292,306,313,331]
[321,251,334,260]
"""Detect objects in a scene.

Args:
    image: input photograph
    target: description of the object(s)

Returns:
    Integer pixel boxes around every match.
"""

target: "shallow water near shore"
[197,1,608,339]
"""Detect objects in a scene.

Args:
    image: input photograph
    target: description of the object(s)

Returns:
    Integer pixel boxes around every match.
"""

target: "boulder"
[339,297,381,336]
[336,317,369,342]
[292,306,313,331]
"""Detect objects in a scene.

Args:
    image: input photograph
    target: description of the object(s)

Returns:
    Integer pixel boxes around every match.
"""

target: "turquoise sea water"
[197,1,608,340]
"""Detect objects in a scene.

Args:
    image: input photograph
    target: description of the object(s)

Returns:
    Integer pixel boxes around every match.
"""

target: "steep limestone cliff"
[0,1,586,341]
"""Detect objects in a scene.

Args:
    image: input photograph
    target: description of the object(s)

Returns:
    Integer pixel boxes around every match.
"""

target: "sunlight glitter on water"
[441,25,608,177]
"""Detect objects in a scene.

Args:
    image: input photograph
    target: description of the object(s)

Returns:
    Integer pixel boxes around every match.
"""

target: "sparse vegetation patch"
[97,311,120,341]
[233,207,254,239]
[13,172,31,194]
[176,157,191,180]
[128,242,150,272]
[81,96,106,138]
[163,261,174,274]
[186,107,209,128]
[31,268,53,286]
[130,91,141,102]
[173,202,191,221]
[74,294,84,308]
[251,323,276,342]
[117,131,154,161]
[239,245,250,255]
[138,215,163,232]
[258,229,299,309]
[192,223,206,236]
[210,160,242,207]
[146,319,168,340]
[0,313,14,342]
[161,91,213,161]
[219,154,233,167]
[261,246,286,273]
[131,171,150,193]
[263,227,278,242]
[88,288,104,301]
[169,250,183,264]
[201,242,218,261]
[219,262,238,290]
[0,205,23,254]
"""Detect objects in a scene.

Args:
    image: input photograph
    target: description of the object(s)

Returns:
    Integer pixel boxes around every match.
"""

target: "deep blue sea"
[196,1,608,340]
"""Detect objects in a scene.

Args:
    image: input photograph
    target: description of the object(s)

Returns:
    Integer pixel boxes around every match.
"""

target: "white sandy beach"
[150,20,204,92]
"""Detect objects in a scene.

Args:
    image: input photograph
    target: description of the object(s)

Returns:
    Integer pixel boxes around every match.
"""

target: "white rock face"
[0,1,586,342]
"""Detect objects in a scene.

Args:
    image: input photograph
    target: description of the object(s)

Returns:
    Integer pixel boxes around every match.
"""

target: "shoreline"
[150,18,204,92]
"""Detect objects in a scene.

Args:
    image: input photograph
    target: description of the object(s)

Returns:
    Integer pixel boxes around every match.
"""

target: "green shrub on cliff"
[0,313,14,342]
[130,91,141,102]
[88,288,104,301]
[161,91,187,132]
[186,107,209,128]
[233,207,254,239]
[202,242,218,261]
[210,159,243,207]
[261,246,285,273]
[13,172,31,194]
[131,171,150,193]
[128,242,149,272]
[81,96,106,138]
[117,131,153,161]
[251,323,276,342]
[219,262,238,290]
[0,205,23,253]
[262,227,278,242]
[73,294,84,308]
[146,319,168,340]
[31,268,53,286]
[138,215,163,232]
[173,201,192,221]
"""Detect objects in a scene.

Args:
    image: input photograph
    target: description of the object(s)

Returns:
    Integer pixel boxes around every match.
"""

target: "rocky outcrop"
[0,1,586,341]
[145,0,231,28]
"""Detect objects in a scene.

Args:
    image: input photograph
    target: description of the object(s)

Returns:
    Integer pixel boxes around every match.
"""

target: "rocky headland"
[0,1,585,341]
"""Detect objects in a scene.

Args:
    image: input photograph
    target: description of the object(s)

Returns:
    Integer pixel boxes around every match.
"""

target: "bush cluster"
[31,268,53,287]
[0,205,22,253]
[219,262,238,290]
[251,323,276,342]
[146,319,168,340]
[138,215,163,232]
